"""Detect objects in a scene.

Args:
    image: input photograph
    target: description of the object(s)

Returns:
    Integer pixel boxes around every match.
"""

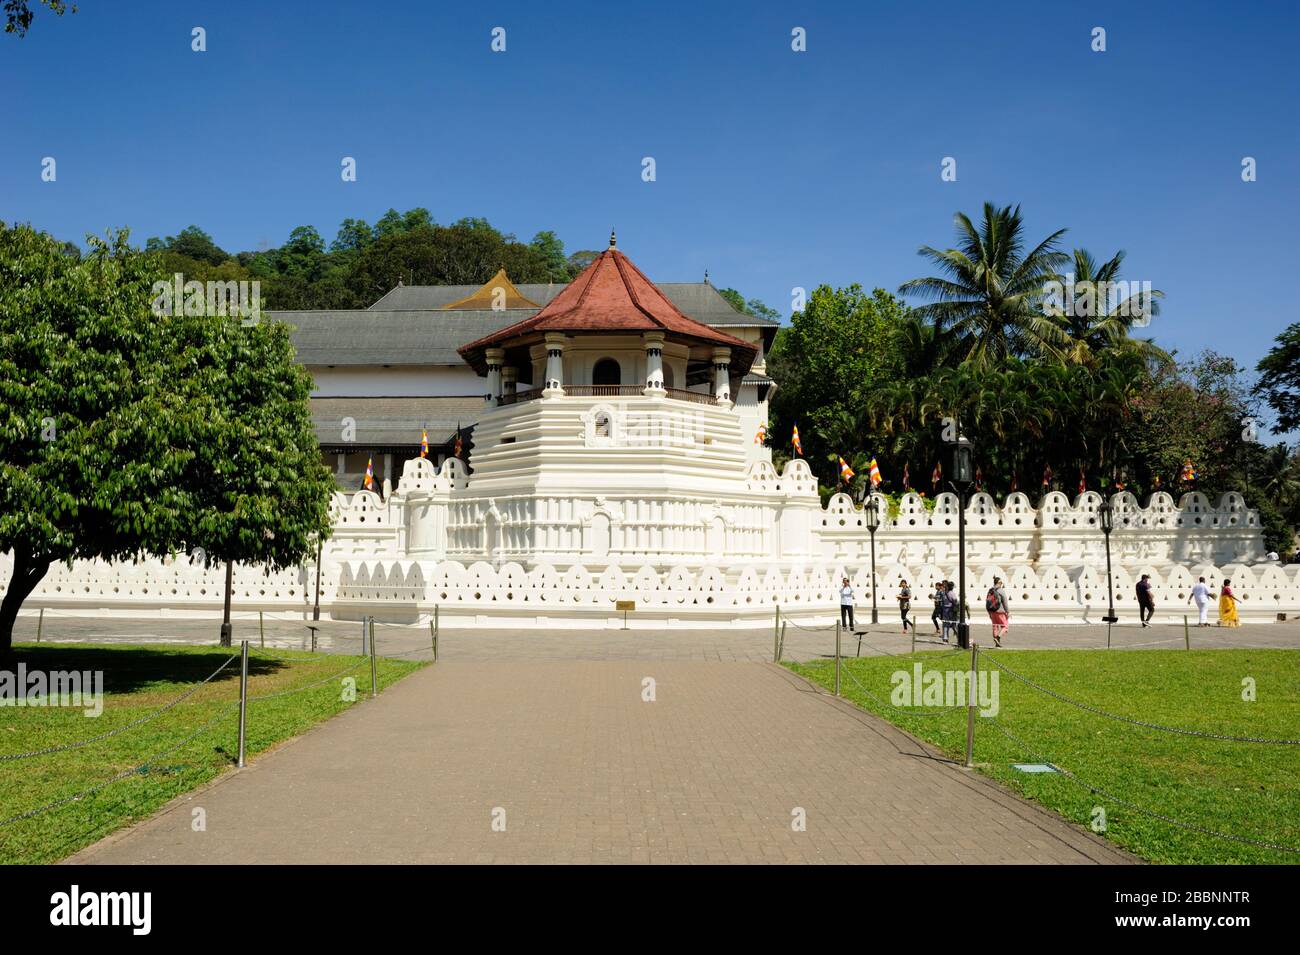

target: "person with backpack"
[986,576,1010,647]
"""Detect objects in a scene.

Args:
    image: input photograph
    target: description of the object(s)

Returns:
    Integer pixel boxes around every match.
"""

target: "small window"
[595,413,611,438]
[500,436,516,444]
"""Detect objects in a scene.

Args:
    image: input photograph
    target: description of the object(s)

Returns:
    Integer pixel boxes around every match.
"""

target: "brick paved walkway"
[73,660,1133,864]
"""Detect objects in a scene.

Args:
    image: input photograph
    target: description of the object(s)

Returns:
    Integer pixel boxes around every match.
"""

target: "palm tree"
[899,203,1070,368]
[1055,249,1167,366]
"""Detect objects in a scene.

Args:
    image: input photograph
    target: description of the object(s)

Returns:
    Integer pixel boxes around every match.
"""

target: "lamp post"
[1098,499,1118,625]
[860,487,881,624]
[948,434,975,649]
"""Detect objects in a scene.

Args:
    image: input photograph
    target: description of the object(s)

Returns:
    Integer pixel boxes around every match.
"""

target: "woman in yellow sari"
[1218,579,1240,628]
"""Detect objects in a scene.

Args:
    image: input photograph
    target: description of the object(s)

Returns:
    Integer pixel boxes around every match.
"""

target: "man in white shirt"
[840,576,855,631]
[1187,576,1213,627]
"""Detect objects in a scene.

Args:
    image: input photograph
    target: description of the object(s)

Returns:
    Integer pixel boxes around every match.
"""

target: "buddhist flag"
[1078,467,1086,494]
[868,457,882,487]
[755,421,767,445]
[1181,459,1196,482]
[1153,473,1162,490]
[454,426,463,459]
[838,456,855,483]
[420,429,429,458]
[1114,470,1126,492]
[1010,473,1019,493]
[1042,464,1054,488]
[364,457,374,491]
[902,462,910,491]
[931,461,942,491]
[791,424,803,456]
[975,466,984,492]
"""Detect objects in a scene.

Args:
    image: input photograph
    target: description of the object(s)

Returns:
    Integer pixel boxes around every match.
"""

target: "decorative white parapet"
[5,484,1295,627]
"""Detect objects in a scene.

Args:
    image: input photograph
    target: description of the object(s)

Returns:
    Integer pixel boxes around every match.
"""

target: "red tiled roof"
[458,244,757,375]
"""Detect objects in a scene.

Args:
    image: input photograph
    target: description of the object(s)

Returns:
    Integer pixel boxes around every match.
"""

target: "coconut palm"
[899,203,1070,368]
[1055,248,1167,366]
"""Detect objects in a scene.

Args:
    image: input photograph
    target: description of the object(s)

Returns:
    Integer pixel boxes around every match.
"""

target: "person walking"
[840,576,855,631]
[1217,578,1240,628]
[898,579,914,634]
[930,581,944,634]
[986,576,1010,647]
[1187,576,1214,627]
[1136,574,1156,627]
[941,580,957,643]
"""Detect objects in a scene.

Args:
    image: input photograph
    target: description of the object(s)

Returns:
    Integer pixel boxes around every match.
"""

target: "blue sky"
[3,0,1298,383]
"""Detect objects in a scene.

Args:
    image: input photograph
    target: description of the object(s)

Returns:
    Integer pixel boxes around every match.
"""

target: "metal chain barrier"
[983,652,1300,745]
[248,655,371,702]
[984,715,1300,855]
[0,700,240,829]
[780,618,838,632]
[0,653,239,762]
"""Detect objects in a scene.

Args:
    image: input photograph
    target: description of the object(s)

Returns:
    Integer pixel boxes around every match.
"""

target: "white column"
[712,347,732,408]
[485,347,505,407]
[542,333,566,397]
[643,331,666,396]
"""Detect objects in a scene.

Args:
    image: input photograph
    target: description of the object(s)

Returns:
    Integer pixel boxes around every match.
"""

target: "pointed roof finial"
[609,228,617,250]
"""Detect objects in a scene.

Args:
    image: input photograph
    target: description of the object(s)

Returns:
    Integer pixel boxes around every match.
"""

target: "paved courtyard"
[16,609,1300,662]
[71,659,1133,865]
[27,611,1290,865]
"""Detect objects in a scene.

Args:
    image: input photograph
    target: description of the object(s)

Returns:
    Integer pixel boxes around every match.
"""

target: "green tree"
[1255,322,1300,434]
[4,0,74,37]
[1053,248,1166,366]
[899,203,1069,367]
[331,218,374,253]
[529,230,569,282]
[0,224,333,654]
[768,285,909,486]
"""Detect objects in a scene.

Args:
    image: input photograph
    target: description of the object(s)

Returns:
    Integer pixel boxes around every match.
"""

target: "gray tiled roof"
[311,396,484,447]
[279,309,517,366]
[278,282,777,368]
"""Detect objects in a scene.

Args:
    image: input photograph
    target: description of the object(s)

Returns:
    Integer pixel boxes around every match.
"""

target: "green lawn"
[788,648,1300,864]
[1,643,425,864]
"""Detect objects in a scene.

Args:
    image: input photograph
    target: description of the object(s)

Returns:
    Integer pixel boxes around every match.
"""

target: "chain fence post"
[434,604,440,662]
[36,608,44,644]
[237,640,249,768]
[779,621,786,662]
[773,604,781,663]
[369,618,378,698]
[835,619,842,697]
[1184,615,1191,651]
[965,643,979,768]
[259,610,264,649]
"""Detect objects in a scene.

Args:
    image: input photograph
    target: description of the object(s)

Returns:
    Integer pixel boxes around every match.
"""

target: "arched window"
[592,358,621,387]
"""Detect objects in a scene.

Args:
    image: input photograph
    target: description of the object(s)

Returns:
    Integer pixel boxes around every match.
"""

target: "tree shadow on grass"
[2,645,290,695]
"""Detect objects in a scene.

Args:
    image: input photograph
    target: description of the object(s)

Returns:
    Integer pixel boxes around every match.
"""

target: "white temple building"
[5,237,1296,628]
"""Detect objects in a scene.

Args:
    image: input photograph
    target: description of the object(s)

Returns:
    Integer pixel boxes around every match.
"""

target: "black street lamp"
[948,434,975,649]
[859,486,881,624]
[1098,499,1118,625]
